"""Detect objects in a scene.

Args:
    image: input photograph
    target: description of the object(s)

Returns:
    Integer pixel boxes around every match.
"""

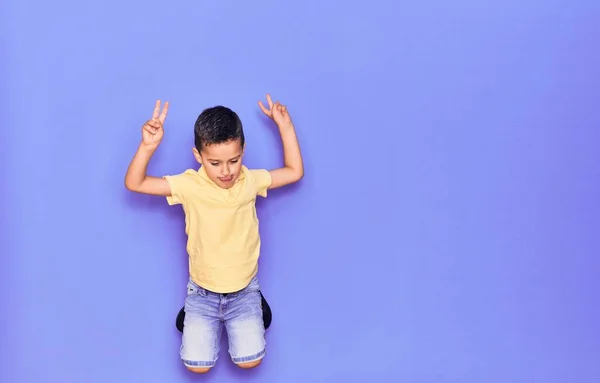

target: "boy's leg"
[176,291,272,333]
[180,280,222,373]
[224,276,266,368]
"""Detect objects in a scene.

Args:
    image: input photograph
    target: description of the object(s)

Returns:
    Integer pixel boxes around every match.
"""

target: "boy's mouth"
[220,176,233,183]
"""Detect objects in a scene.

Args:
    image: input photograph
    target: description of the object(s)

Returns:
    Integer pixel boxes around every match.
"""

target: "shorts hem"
[231,348,266,364]
[182,359,217,368]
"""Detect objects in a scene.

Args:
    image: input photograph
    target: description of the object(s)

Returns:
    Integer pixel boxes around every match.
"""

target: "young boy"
[124,94,304,373]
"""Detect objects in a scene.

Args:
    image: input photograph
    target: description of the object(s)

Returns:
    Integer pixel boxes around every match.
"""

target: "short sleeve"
[163,170,195,205]
[250,169,272,198]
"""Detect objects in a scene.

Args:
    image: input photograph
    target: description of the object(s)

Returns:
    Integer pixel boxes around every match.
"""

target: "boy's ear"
[192,147,202,164]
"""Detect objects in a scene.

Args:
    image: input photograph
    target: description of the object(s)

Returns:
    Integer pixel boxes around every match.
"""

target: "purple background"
[2,0,599,382]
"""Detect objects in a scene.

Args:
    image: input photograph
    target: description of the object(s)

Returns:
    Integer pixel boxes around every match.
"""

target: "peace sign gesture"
[141,100,169,148]
[258,94,292,128]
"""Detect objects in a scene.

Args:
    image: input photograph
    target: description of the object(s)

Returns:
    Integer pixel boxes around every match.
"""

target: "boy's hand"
[258,94,292,128]
[141,100,169,148]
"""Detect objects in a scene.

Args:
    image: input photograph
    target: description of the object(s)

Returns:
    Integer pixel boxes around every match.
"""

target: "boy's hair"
[194,106,245,152]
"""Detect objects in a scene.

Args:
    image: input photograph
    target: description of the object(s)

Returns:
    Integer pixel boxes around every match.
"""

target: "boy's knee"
[186,366,211,374]
[236,359,262,369]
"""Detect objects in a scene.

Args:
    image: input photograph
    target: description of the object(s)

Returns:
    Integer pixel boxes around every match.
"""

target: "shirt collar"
[197,165,247,186]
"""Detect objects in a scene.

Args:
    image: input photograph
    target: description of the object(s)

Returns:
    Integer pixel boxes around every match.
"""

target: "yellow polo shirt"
[164,165,272,293]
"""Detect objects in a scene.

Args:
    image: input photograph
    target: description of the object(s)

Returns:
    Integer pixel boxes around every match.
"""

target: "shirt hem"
[190,270,258,294]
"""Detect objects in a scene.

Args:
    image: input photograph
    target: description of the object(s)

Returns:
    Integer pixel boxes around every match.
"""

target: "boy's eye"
[210,162,219,166]
[230,160,238,164]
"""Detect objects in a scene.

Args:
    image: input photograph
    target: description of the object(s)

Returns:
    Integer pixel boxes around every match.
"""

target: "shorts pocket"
[243,276,261,294]
[187,281,208,297]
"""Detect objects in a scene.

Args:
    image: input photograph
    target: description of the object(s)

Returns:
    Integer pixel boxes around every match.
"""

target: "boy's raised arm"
[258,94,304,189]
[125,100,173,197]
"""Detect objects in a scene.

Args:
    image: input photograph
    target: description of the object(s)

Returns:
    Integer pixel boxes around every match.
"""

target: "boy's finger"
[143,122,158,130]
[143,126,157,135]
[152,100,161,120]
[159,101,169,123]
[258,101,270,115]
[147,120,160,128]
[266,94,273,108]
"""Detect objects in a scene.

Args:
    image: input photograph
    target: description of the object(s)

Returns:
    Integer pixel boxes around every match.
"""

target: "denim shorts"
[180,276,266,368]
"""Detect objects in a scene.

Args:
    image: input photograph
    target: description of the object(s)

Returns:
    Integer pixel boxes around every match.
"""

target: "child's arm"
[258,94,304,189]
[124,100,173,196]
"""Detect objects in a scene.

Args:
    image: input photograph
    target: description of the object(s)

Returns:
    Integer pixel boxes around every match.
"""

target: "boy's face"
[193,139,244,189]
